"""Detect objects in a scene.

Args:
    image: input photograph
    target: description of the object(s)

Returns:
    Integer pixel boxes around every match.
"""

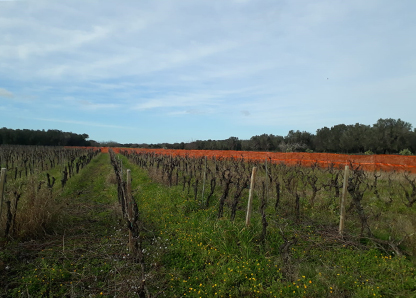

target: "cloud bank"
[0,0,415,143]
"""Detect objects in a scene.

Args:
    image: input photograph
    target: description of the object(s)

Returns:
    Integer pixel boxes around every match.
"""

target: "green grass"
[0,153,146,297]
[1,153,415,297]
[0,149,99,240]
[120,154,416,297]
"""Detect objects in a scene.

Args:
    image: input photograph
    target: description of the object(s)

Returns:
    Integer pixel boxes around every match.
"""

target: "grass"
[120,154,416,297]
[1,152,415,297]
[0,153,146,297]
[0,149,98,240]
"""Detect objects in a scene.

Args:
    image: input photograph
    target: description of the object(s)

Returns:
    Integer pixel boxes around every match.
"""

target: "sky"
[0,0,415,144]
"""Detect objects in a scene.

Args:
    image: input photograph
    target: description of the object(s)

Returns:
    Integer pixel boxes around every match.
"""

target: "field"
[106,147,416,173]
[1,147,416,297]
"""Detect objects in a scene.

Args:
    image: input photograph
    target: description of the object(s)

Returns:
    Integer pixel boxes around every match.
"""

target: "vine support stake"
[126,169,134,253]
[245,167,257,227]
[339,165,349,236]
[265,157,269,203]
[201,156,207,204]
[0,168,6,224]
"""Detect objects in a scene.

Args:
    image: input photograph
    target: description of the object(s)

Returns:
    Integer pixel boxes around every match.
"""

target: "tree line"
[0,128,91,147]
[2,118,415,155]
[118,118,416,155]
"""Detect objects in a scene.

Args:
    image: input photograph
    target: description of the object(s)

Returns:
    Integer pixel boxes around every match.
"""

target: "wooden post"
[201,156,207,204]
[265,158,269,203]
[120,157,123,178]
[126,169,132,214]
[61,151,64,172]
[126,169,134,252]
[245,167,257,227]
[214,156,217,175]
[0,168,6,223]
[339,165,349,236]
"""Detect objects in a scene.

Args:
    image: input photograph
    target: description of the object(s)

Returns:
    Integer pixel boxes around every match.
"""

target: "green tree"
[372,118,412,154]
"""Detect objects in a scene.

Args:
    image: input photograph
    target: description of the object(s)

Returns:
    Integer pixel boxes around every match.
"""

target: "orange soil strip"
[66,147,416,173]
[110,148,416,173]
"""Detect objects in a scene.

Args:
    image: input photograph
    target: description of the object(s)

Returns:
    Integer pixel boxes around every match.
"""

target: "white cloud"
[78,100,120,110]
[133,92,222,111]
[167,109,209,116]
[0,87,13,98]
[33,117,130,129]
[0,0,415,142]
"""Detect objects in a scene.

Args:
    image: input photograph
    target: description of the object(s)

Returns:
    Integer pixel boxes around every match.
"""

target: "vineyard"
[1,146,416,297]
[107,148,416,173]
[117,149,416,253]
[0,146,99,239]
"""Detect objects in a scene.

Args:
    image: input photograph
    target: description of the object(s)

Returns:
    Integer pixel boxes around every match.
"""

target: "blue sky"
[1,0,415,144]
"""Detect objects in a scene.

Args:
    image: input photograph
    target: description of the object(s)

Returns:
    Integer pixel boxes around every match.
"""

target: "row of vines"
[111,147,416,173]
[0,145,100,239]
[108,149,148,295]
[119,149,416,257]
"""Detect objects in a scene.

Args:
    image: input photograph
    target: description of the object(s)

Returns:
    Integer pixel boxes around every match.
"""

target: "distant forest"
[115,118,416,155]
[1,118,415,155]
[0,128,91,147]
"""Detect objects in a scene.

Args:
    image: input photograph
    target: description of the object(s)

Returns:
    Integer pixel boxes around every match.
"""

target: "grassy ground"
[1,153,415,297]
[121,155,416,297]
[0,153,146,297]
[0,149,99,240]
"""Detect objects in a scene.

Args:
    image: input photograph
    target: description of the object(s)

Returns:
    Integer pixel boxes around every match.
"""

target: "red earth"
[89,147,416,173]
